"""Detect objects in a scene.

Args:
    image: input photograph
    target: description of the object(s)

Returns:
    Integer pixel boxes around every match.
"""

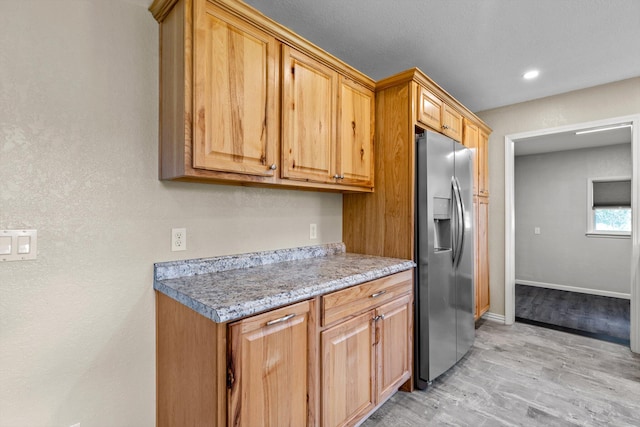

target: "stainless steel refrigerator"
[415,130,474,389]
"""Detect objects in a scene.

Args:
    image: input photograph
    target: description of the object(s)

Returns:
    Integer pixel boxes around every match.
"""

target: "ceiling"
[240,0,640,113]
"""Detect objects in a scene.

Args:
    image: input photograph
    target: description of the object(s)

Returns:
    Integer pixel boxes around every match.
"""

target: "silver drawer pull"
[266,313,296,326]
[370,290,387,298]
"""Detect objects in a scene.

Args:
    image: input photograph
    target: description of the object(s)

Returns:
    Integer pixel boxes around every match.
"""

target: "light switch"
[17,235,31,254]
[0,229,37,261]
[0,236,11,255]
[534,227,541,235]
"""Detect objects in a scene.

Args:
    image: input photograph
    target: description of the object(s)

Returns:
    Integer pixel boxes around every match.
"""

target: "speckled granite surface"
[154,244,415,323]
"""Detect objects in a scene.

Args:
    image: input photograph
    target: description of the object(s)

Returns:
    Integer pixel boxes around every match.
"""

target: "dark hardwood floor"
[515,284,630,345]
[363,321,640,426]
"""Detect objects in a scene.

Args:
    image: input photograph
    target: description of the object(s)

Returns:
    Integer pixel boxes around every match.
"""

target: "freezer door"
[454,141,475,361]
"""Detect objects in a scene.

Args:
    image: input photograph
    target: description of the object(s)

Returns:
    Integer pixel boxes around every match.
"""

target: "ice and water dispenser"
[432,196,451,252]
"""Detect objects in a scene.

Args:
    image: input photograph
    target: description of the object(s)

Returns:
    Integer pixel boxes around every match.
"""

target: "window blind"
[592,180,631,208]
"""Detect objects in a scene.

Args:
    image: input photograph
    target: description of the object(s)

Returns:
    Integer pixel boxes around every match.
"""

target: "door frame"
[504,114,640,353]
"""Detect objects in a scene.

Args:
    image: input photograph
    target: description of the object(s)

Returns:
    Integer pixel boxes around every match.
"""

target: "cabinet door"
[282,45,337,183]
[463,120,479,196]
[321,311,375,427]
[479,130,489,196]
[417,86,442,130]
[337,77,374,187]
[474,197,490,319]
[376,294,412,403]
[442,103,463,142]
[228,300,310,427]
[193,3,279,176]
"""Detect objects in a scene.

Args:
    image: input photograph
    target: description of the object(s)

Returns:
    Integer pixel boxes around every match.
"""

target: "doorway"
[504,115,640,353]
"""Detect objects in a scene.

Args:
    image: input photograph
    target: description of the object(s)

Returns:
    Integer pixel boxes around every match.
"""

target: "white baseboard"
[481,312,505,323]
[516,279,631,300]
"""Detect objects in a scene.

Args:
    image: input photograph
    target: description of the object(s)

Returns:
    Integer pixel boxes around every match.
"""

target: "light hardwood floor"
[363,320,640,426]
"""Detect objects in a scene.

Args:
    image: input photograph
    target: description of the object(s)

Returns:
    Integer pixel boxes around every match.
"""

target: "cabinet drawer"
[322,270,412,326]
[230,299,311,333]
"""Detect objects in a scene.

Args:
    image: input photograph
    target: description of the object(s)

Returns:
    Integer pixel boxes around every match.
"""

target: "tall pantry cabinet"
[343,68,491,321]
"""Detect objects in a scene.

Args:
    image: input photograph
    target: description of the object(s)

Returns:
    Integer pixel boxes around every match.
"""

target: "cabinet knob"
[340,174,345,179]
[442,125,449,130]
[333,174,340,179]
[269,164,277,170]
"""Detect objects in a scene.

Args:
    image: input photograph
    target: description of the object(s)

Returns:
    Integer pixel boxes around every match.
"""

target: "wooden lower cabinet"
[376,295,412,402]
[320,274,413,427]
[321,311,375,427]
[228,300,312,427]
[156,270,413,427]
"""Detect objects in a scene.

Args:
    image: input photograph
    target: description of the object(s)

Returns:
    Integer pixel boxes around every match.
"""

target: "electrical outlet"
[171,228,187,251]
[309,223,317,240]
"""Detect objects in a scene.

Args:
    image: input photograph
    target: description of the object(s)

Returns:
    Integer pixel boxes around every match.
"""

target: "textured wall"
[0,1,342,425]
[515,144,632,295]
[477,77,640,316]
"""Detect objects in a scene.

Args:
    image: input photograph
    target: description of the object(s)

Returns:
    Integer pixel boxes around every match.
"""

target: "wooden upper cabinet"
[282,46,337,184]
[337,78,374,187]
[441,103,463,142]
[193,2,278,176]
[150,0,375,191]
[417,86,442,131]
[415,84,462,142]
[282,46,374,189]
[463,119,479,196]
[479,129,489,196]
[228,300,311,427]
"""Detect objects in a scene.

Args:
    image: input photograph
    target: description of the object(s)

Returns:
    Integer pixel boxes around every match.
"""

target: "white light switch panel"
[0,229,37,261]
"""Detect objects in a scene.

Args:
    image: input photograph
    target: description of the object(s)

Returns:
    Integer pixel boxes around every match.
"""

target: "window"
[587,177,631,237]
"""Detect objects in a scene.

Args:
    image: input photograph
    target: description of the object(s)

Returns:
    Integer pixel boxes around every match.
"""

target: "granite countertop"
[154,243,415,323]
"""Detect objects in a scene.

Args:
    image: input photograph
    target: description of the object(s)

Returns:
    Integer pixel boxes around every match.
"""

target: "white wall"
[515,144,632,296]
[0,1,342,426]
[477,77,640,316]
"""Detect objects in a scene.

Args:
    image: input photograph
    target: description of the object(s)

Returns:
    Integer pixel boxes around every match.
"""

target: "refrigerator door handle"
[450,177,458,263]
[453,177,465,268]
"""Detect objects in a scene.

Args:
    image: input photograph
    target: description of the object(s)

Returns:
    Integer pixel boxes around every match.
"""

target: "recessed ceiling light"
[523,70,539,80]
[575,124,632,135]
